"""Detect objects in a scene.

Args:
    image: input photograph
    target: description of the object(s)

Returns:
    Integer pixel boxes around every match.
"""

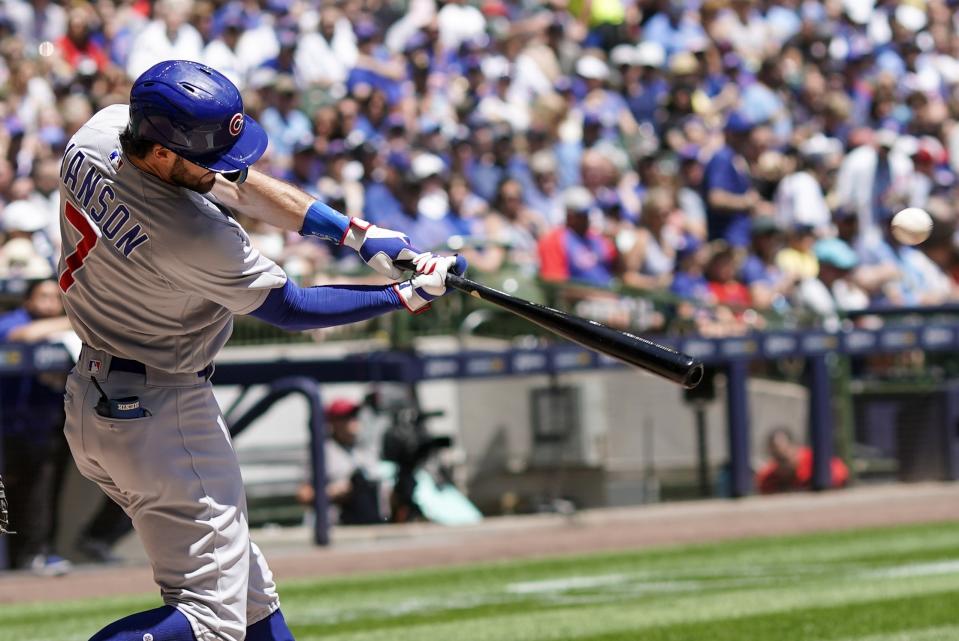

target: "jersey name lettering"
[60,147,149,257]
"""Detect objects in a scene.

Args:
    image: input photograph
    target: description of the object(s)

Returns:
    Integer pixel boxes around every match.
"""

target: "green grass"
[3,521,959,641]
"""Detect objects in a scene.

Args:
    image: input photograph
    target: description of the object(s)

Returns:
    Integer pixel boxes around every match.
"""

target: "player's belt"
[110,357,214,380]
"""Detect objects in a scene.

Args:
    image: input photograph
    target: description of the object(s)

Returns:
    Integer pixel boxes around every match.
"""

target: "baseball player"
[58,60,464,641]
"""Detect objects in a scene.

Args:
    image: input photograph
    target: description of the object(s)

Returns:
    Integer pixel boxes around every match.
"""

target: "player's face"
[25,281,63,319]
[169,155,217,193]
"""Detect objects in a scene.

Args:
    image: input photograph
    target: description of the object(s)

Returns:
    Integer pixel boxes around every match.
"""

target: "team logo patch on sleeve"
[109,150,123,171]
[229,113,244,136]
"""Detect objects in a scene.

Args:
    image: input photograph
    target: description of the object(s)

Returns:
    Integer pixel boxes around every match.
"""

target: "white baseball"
[891,207,933,245]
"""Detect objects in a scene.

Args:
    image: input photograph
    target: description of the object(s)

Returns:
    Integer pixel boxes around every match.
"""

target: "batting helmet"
[129,60,267,172]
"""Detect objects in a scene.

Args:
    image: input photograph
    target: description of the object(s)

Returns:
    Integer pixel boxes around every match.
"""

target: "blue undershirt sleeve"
[248,280,403,331]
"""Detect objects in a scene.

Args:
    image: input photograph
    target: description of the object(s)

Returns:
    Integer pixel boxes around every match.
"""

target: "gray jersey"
[57,105,286,373]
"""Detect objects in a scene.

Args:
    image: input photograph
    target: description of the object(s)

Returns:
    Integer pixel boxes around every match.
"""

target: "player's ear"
[151,145,175,165]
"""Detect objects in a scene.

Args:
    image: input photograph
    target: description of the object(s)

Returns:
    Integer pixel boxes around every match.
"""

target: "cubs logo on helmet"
[229,113,244,137]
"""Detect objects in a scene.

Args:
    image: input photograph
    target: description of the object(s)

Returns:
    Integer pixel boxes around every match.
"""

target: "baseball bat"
[397,261,704,389]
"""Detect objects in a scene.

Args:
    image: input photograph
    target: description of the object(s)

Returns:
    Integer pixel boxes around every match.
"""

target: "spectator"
[796,237,870,325]
[741,58,793,143]
[676,145,708,240]
[835,126,914,247]
[524,150,564,226]
[201,10,249,89]
[703,112,760,248]
[756,427,849,494]
[468,125,532,204]
[670,235,713,303]
[126,0,203,79]
[625,42,669,128]
[5,0,66,49]
[470,176,546,274]
[259,75,314,160]
[642,2,708,58]
[1,200,56,274]
[775,136,840,234]
[623,187,680,291]
[539,187,616,286]
[740,217,794,312]
[0,278,74,575]
[705,243,752,310]
[385,155,448,244]
[569,0,626,52]
[56,3,110,74]
[298,399,390,526]
[294,6,357,89]
[859,212,952,307]
[776,223,819,283]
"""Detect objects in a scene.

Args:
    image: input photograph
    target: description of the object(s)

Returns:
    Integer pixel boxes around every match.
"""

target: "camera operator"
[298,398,391,525]
[381,405,453,524]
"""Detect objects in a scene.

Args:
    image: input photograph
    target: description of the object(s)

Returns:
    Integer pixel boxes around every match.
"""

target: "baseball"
[891,207,933,245]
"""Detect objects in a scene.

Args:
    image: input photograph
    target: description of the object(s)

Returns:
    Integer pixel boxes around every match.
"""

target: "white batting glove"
[394,255,468,313]
[412,253,467,281]
[342,218,422,280]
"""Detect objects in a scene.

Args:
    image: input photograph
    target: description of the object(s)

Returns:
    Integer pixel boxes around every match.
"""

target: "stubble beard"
[170,156,216,193]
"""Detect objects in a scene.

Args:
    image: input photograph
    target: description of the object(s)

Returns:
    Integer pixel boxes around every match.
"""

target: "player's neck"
[127,154,171,185]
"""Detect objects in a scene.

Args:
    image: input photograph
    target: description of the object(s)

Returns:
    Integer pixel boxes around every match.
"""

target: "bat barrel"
[398,262,704,389]
[447,274,703,388]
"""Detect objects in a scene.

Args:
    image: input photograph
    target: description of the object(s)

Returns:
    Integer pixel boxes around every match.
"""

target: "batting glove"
[394,254,468,313]
[342,218,423,280]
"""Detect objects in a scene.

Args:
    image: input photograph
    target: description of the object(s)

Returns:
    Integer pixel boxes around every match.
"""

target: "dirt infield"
[2,482,958,604]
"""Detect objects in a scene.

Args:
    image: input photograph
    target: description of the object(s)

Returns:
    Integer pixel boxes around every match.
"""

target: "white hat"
[893,135,919,157]
[530,150,557,175]
[563,186,594,212]
[799,134,842,158]
[842,0,874,25]
[635,42,666,68]
[481,55,511,80]
[610,44,635,67]
[2,200,47,233]
[411,153,446,180]
[895,3,927,32]
[875,127,899,148]
[0,238,53,279]
[576,56,610,80]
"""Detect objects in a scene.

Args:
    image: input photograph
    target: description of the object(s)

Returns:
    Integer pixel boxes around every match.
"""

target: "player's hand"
[412,253,468,282]
[342,219,421,280]
[395,254,468,313]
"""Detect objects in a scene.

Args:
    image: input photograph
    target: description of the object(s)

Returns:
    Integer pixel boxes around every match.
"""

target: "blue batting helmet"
[129,60,267,172]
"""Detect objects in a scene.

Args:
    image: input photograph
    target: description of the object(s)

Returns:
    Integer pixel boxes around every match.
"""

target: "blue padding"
[247,609,295,641]
[250,281,402,331]
[89,605,196,641]
[300,200,350,242]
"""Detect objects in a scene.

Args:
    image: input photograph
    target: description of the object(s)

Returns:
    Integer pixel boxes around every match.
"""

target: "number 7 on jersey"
[59,201,100,292]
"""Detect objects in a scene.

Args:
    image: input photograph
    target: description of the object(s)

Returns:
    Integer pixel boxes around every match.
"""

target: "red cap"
[325,398,359,419]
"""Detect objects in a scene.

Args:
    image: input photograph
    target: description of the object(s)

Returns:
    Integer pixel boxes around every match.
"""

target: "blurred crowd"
[4,0,959,333]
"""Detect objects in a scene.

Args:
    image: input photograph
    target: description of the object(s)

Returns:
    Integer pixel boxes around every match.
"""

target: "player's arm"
[248,256,468,329]
[5,317,74,343]
[212,169,429,280]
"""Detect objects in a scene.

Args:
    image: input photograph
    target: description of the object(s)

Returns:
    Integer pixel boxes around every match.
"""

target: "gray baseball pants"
[64,345,280,641]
